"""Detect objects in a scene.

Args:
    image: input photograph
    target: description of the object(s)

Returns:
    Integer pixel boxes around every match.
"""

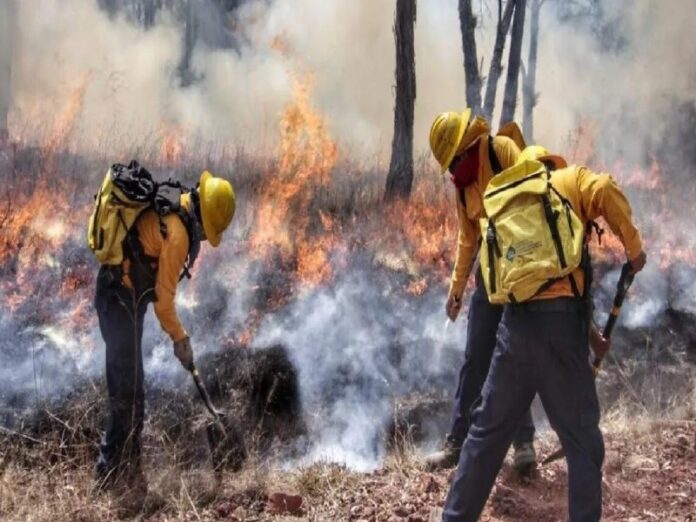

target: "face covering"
[449,145,479,190]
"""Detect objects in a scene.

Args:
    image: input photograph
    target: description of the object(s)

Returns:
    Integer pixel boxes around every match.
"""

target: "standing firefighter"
[441,146,646,521]
[87,162,235,496]
[425,109,537,472]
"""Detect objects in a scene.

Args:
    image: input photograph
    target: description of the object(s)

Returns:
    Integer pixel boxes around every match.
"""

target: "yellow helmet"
[198,170,235,247]
[517,145,567,170]
[429,109,471,174]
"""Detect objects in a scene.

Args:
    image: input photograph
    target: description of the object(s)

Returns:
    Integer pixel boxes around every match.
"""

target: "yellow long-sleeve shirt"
[123,194,191,342]
[535,165,643,300]
[450,135,521,299]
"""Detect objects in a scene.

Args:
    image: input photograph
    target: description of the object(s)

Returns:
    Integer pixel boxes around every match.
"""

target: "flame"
[250,73,339,291]
[159,124,186,166]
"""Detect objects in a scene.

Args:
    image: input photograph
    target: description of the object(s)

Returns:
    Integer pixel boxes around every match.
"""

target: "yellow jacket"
[450,135,521,299]
[536,165,643,300]
[123,194,191,342]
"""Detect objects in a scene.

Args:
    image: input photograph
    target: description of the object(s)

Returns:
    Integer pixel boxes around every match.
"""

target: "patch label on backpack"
[506,246,516,261]
[512,239,542,257]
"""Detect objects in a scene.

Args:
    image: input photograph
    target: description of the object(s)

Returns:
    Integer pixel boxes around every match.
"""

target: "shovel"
[188,362,247,472]
[542,262,635,466]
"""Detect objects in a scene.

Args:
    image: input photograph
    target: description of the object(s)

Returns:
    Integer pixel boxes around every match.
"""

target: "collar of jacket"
[457,116,490,154]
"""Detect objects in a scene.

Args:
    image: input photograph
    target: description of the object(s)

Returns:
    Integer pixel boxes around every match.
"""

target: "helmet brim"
[440,108,472,175]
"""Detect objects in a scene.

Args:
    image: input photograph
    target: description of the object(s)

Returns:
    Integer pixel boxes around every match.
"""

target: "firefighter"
[441,146,646,521]
[425,109,537,472]
[94,171,235,497]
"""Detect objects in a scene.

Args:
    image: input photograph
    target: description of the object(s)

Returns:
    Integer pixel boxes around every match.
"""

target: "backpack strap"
[488,137,503,175]
[174,200,201,281]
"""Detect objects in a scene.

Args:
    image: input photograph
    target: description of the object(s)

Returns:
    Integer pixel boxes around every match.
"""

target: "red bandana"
[449,146,480,190]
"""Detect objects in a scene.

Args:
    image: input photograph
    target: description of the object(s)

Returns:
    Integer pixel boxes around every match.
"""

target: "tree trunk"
[482,1,515,121]
[522,0,541,141]
[0,0,16,140]
[385,0,417,201]
[140,0,159,29]
[499,0,526,127]
[458,0,482,115]
[178,0,198,86]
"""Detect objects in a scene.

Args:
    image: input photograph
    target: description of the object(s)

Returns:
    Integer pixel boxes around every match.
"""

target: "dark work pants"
[95,266,149,478]
[447,277,535,447]
[443,299,604,522]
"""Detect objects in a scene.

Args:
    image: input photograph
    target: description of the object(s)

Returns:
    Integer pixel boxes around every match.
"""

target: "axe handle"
[591,262,634,371]
[189,364,223,421]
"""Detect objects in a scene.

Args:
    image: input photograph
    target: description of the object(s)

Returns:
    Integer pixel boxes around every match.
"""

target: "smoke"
[250,268,466,471]
[5,0,696,159]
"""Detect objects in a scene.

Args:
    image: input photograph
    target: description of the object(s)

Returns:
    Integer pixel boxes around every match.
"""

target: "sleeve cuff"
[449,278,466,300]
[170,328,188,343]
[624,234,643,262]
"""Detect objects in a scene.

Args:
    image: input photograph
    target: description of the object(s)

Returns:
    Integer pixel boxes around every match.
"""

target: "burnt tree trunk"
[499,0,526,127]
[458,0,482,114]
[385,0,417,201]
[522,0,542,141]
[482,0,515,121]
[0,0,15,141]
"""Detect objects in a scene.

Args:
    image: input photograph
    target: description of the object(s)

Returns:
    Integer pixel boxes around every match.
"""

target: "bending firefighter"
[441,146,646,521]
[87,163,235,493]
[425,109,537,472]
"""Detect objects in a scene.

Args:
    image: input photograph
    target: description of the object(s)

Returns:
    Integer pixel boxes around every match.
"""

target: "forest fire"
[0,1,694,520]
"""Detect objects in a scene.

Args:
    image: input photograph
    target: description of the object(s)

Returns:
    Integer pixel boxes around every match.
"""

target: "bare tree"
[522,0,543,141]
[458,0,483,115]
[482,0,516,121]
[499,0,526,127]
[385,0,417,201]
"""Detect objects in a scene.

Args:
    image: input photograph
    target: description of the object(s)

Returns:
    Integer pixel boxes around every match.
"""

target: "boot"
[424,438,461,471]
[513,441,537,473]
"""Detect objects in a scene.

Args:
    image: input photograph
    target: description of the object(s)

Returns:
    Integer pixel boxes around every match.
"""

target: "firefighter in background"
[94,171,235,495]
[425,109,537,472]
[441,146,646,521]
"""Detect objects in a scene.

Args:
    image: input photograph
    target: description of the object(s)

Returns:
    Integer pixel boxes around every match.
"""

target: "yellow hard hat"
[517,145,567,170]
[429,109,471,174]
[198,170,235,247]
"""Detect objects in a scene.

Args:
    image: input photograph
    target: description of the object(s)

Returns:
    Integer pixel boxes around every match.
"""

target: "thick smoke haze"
[3,0,693,159]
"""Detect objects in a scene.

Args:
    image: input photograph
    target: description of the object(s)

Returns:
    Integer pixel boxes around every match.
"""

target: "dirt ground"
[1,417,693,521]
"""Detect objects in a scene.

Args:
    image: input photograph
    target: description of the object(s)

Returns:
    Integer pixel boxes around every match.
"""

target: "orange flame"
[250,73,339,290]
[159,124,186,166]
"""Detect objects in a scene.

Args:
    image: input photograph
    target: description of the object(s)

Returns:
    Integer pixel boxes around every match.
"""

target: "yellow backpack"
[478,159,585,304]
[87,161,199,272]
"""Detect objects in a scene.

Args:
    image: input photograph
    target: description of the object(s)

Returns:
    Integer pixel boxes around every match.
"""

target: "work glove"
[445,294,463,322]
[629,250,647,274]
[173,335,194,370]
[589,323,610,360]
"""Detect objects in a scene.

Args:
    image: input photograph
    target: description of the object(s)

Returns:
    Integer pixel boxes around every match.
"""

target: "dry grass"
[0,382,691,521]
